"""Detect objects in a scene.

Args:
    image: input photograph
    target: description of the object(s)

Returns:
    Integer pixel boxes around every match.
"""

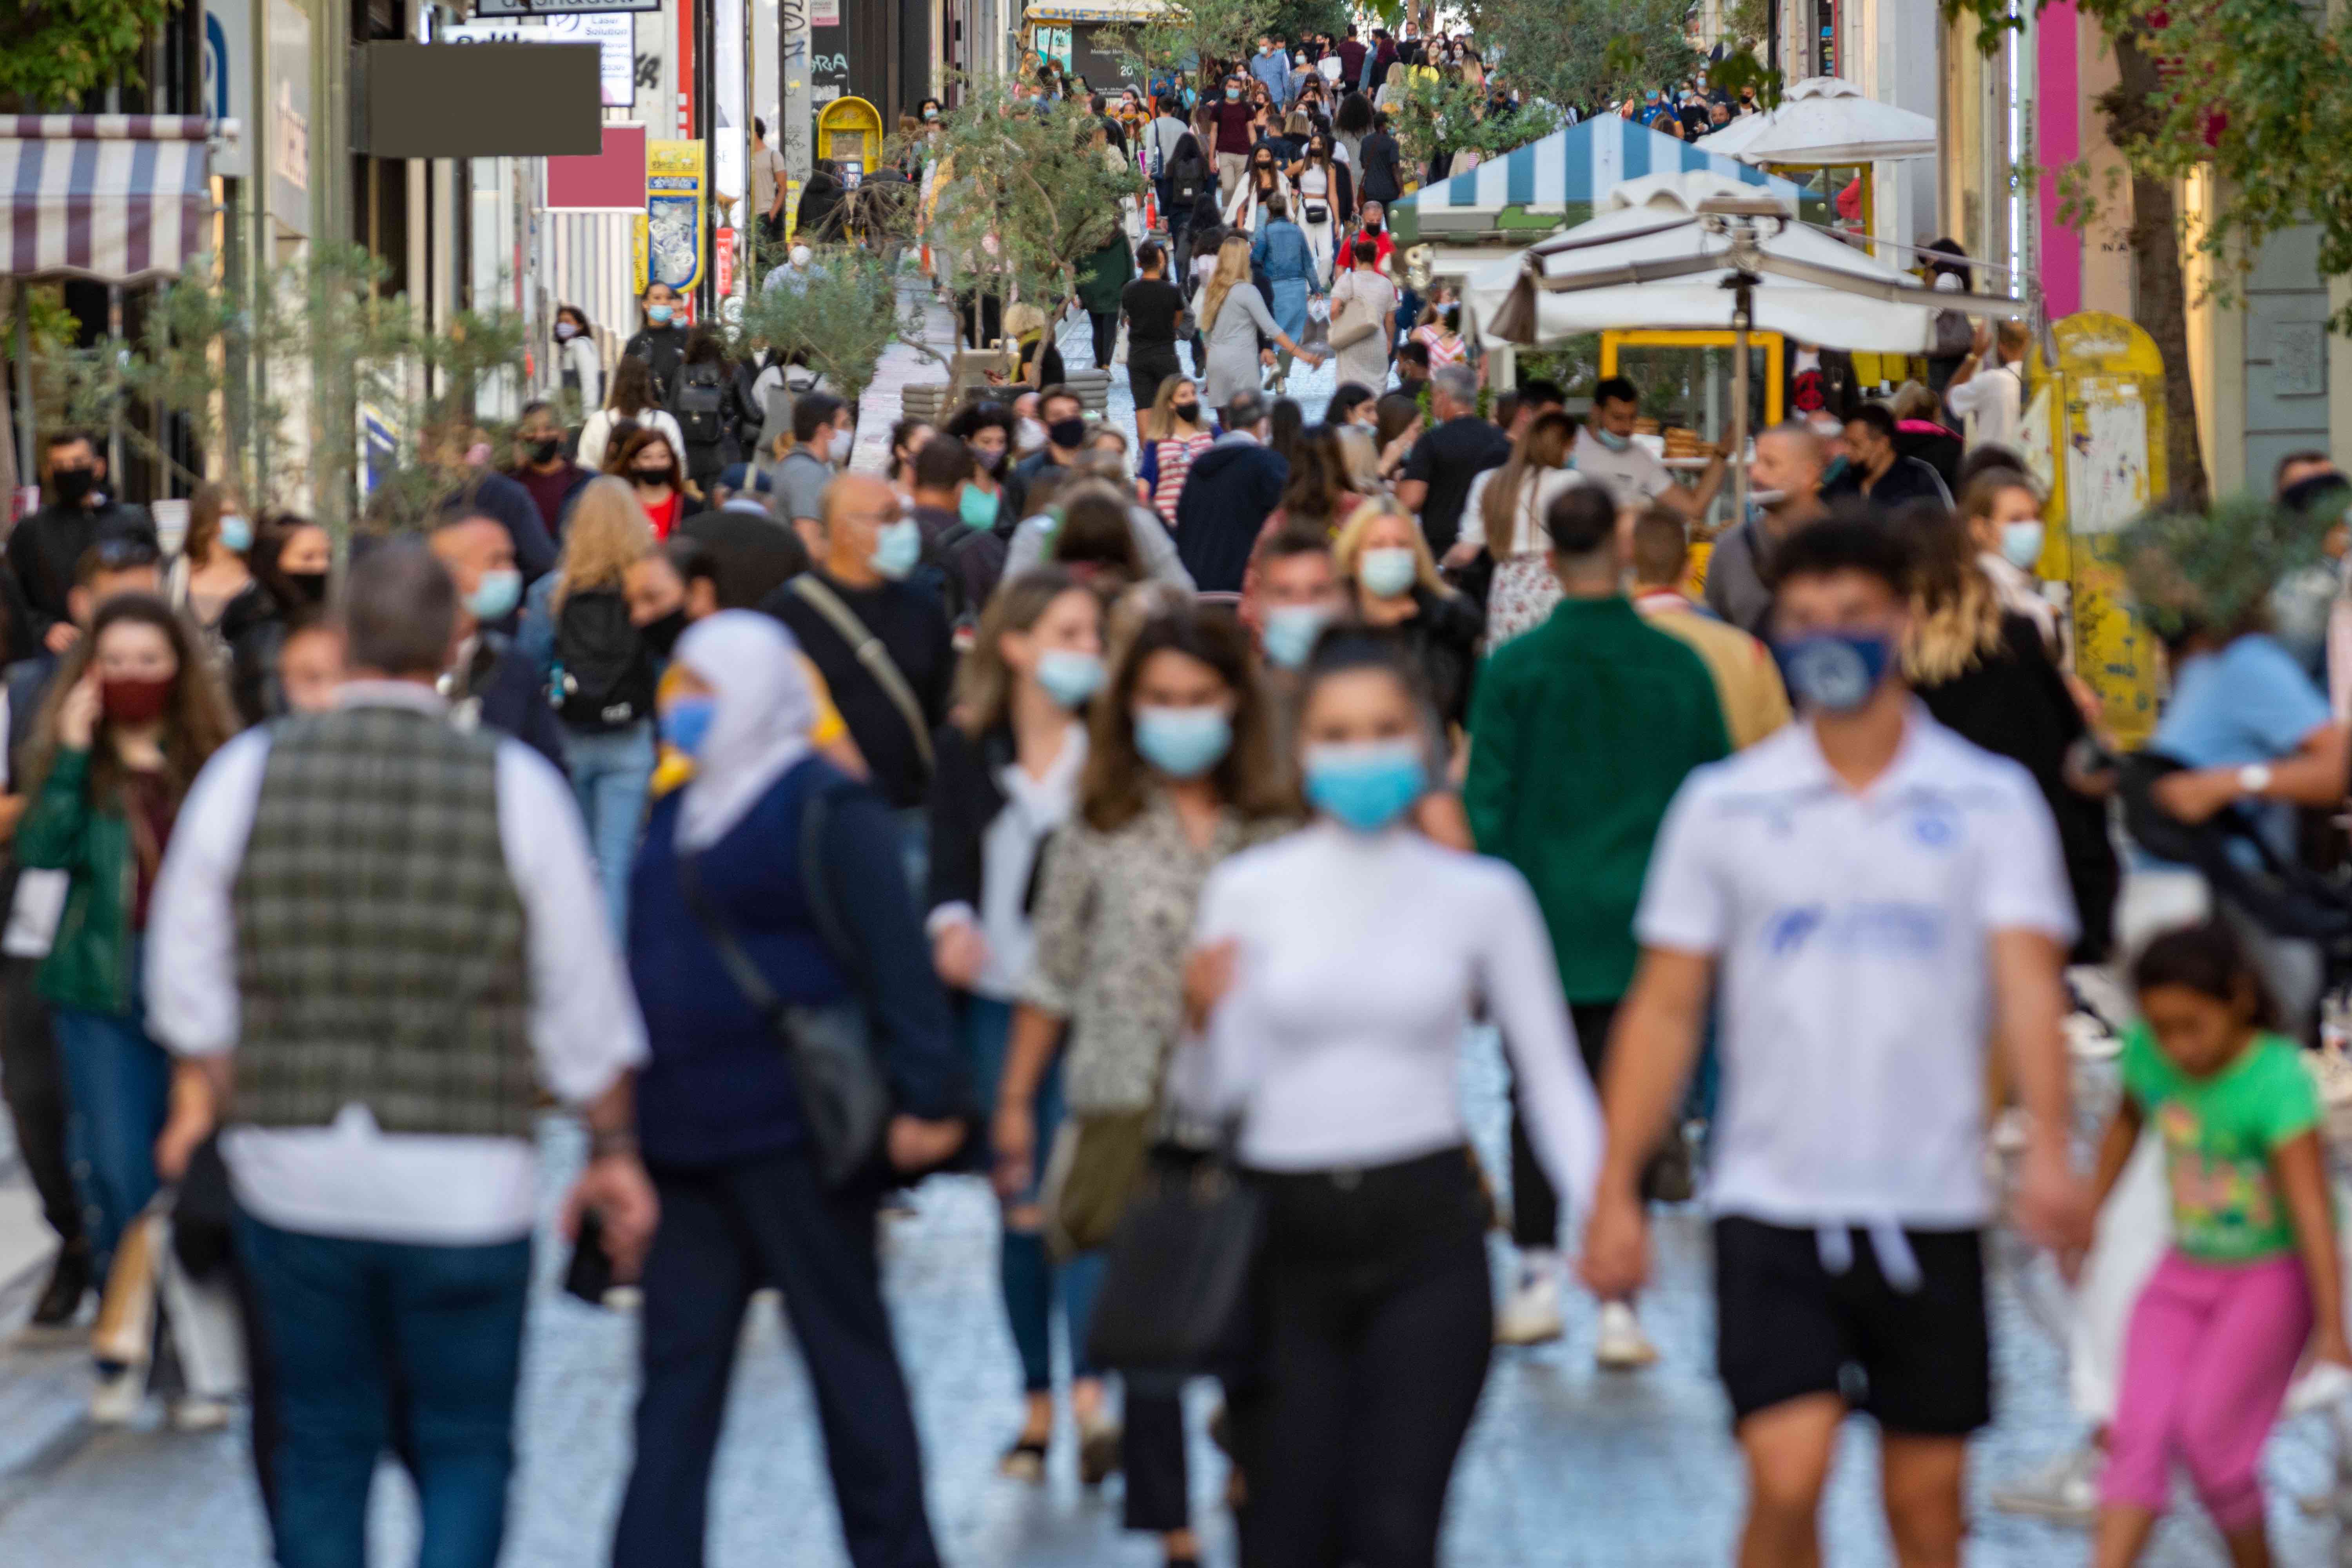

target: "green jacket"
[16,748,138,1015]
[1465,597,1730,1003]
[1076,233,1135,316]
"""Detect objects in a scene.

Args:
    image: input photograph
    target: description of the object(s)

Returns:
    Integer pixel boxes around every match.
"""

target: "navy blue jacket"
[628,757,966,1169]
[438,470,558,585]
[1174,439,1288,594]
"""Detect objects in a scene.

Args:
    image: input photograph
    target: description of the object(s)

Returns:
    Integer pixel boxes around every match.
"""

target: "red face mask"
[101,675,173,724]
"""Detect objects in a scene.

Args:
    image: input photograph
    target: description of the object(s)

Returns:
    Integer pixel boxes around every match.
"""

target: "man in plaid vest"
[146,539,655,1568]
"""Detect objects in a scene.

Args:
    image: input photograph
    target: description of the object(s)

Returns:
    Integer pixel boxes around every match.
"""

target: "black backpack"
[675,361,727,447]
[550,588,656,732]
[1169,148,1208,210]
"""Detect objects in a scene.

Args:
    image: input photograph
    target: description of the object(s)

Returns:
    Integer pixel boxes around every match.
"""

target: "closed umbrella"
[1694,76,1938,165]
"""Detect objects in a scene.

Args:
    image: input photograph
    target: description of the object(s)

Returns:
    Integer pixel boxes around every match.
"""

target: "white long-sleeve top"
[1177,822,1603,1220]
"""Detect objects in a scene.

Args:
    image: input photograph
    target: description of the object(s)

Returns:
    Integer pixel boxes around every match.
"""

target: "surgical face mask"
[554,321,579,342]
[2001,519,2046,570]
[661,695,717,757]
[869,518,924,580]
[1047,416,1088,451]
[1358,545,1418,599]
[466,567,522,624]
[958,483,998,530]
[1260,603,1332,670]
[1933,271,1962,292]
[526,436,563,465]
[217,514,254,554]
[1017,417,1050,453]
[924,106,940,121]
[1227,87,1241,100]
[646,304,674,325]
[1034,649,1106,708]
[1821,454,1850,486]
[1593,427,1632,453]
[1774,630,1895,714]
[1133,704,1232,779]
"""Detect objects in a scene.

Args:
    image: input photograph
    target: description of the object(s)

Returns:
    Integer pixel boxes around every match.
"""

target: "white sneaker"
[1592,1301,1659,1370]
[1494,1271,1564,1346]
[1989,1442,2101,1526]
[170,1395,235,1432]
[90,1365,144,1426]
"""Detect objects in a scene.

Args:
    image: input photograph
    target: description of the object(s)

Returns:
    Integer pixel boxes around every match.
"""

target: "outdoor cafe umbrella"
[1464,171,2026,525]
[1693,76,1938,166]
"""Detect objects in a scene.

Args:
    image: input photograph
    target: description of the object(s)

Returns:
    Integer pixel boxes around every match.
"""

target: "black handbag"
[678,781,892,1187]
[1085,1140,1261,1375]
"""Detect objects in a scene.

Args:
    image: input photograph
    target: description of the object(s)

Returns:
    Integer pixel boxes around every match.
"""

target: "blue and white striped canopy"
[1394,115,1803,245]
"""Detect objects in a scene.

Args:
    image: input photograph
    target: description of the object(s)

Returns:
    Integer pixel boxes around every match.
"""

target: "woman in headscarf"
[612,611,969,1568]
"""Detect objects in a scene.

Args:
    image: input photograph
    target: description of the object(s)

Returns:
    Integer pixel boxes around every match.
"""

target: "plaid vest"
[229,705,537,1137]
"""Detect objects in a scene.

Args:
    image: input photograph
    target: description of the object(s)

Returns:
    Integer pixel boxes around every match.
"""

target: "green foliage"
[1263,0,1352,45]
[1387,74,1562,168]
[921,81,1146,313]
[2121,491,2335,631]
[1721,0,1772,50]
[1512,337,1605,397]
[0,0,176,109]
[1100,0,1276,84]
[1707,47,1782,111]
[1476,0,1700,114]
[734,245,922,407]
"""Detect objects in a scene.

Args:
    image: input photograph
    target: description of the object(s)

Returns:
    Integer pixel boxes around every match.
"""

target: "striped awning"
[2,116,214,283]
[1394,115,1803,245]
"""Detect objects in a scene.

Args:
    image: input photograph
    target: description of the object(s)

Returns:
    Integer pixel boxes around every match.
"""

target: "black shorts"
[1713,1217,1990,1437]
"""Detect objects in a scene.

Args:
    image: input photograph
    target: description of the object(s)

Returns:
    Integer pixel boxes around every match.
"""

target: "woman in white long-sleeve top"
[1178,628,1602,1568]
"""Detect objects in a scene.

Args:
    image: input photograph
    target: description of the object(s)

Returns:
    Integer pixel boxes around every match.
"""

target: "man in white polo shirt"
[1573,376,1728,519]
[1581,516,2090,1568]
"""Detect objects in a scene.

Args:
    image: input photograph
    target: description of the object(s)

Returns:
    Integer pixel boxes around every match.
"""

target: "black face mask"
[283,570,330,608]
[1047,417,1087,452]
[1173,401,1200,423]
[50,467,96,505]
[633,466,672,486]
[640,607,690,660]
[526,436,563,465]
[1363,221,1382,235]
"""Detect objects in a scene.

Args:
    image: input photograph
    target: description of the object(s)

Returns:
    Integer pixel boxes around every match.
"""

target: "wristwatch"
[2237,762,2274,798]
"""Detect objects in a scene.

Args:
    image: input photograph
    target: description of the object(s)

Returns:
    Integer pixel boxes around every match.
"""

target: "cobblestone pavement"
[0,1028,2345,1566]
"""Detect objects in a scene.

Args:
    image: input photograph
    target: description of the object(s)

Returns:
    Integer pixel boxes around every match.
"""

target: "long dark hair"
[606,355,661,417]
[1081,605,1289,832]
[25,593,237,815]
[615,426,685,496]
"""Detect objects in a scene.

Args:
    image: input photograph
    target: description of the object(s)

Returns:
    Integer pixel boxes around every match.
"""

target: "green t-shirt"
[2121,1024,2321,1263]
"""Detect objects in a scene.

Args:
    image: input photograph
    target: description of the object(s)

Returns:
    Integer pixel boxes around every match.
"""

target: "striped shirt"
[1140,431,1217,525]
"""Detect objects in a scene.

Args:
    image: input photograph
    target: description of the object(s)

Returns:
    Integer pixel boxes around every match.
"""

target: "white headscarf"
[673,611,817,852]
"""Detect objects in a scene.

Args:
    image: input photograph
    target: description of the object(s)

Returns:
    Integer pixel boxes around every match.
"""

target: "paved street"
[0,1029,2342,1566]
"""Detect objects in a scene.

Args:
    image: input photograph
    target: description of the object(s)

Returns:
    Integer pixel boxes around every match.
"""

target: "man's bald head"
[427,514,514,619]
[821,472,903,583]
[1751,422,1827,516]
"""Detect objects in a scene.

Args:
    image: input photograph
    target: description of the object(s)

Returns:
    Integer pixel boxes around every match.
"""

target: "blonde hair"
[1198,235,1254,334]
[1333,495,1446,597]
[954,568,1091,739]
[1140,375,1196,441]
[1478,410,1576,560]
[552,475,656,611]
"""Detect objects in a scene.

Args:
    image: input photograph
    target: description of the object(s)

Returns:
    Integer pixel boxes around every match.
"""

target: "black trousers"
[1127,349,1181,416]
[1235,1149,1493,1568]
[613,1151,940,1568]
[0,955,83,1252]
[1121,1379,1190,1532]
[1088,310,1119,372]
[1509,999,1617,1249]
[957,290,1004,350]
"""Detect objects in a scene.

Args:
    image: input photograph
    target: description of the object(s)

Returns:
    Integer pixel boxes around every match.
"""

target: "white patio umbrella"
[1464,171,2025,523]
[1693,76,1938,165]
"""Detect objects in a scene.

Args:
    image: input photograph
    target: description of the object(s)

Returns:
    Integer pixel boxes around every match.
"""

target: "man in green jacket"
[1074,229,1135,379]
[1466,483,1729,1364]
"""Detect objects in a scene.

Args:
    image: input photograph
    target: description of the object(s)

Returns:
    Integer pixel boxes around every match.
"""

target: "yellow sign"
[646,139,706,296]
[817,96,883,179]
[2036,311,2167,744]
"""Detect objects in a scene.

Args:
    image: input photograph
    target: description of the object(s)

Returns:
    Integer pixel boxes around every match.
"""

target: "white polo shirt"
[1570,425,1676,510]
[1635,707,2075,1230]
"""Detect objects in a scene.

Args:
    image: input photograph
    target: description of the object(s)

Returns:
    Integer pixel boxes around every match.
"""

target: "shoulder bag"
[1084,1134,1263,1375]
[1327,278,1379,351]
[788,574,936,775]
[678,781,893,1186]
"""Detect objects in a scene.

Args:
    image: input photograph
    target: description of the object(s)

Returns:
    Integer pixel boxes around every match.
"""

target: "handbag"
[1303,202,1329,224]
[678,782,893,1187]
[1084,1139,1263,1374]
[1043,1105,1154,1259]
[1328,283,1378,351]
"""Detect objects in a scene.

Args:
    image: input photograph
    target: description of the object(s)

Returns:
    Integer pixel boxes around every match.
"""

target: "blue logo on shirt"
[1909,803,1960,850]
[1758,901,1949,959]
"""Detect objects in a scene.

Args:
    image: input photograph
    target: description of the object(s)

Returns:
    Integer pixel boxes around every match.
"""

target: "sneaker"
[170,1395,236,1433]
[1494,1270,1564,1346]
[1989,1442,2101,1526]
[997,1434,1047,1483]
[28,1245,90,1330]
[1077,1410,1122,1487]
[1593,1301,1660,1370]
[91,1363,144,1426]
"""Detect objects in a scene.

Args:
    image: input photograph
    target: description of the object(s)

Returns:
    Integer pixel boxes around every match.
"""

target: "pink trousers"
[2102,1250,2313,1533]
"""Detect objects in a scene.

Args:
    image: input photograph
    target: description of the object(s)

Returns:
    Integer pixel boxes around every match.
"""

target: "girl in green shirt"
[2089,921,2348,1567]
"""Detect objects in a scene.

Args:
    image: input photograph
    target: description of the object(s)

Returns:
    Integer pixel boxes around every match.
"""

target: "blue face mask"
[869,518,924,580]
[1593,427,1632,453]
[466,567,522,624]
[1773,631,1895,713]
[217,514,254,554]
[1260,604,1331,670]
[661,695,717,757]
[1304,739,1426,832]
[646,305,673,326]
[1133,705,1232,779]
[2001,519,2046,570]
[1822,454,1850,486]
[1034,649,1106,708]
[958,483,997,531]
[1359,546,1418,600]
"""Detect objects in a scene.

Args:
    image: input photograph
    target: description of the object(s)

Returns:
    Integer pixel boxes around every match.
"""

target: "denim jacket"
[1252,220,1315,286]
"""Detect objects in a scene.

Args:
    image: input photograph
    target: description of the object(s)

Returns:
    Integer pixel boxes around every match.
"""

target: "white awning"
[1,115,214,283]
[1693,78,1937,166]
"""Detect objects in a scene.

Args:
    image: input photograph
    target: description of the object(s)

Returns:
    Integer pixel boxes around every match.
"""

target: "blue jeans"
[963,996,1104,1392]
[561,719,655,935]
[234,1215,532,1568]
[53,992,169,1272]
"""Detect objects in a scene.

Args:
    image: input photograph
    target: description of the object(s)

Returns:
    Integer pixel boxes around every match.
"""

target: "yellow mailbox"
[817,96,884,181]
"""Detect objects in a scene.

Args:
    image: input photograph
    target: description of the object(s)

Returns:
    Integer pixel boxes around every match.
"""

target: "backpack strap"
[788,574,936,774]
